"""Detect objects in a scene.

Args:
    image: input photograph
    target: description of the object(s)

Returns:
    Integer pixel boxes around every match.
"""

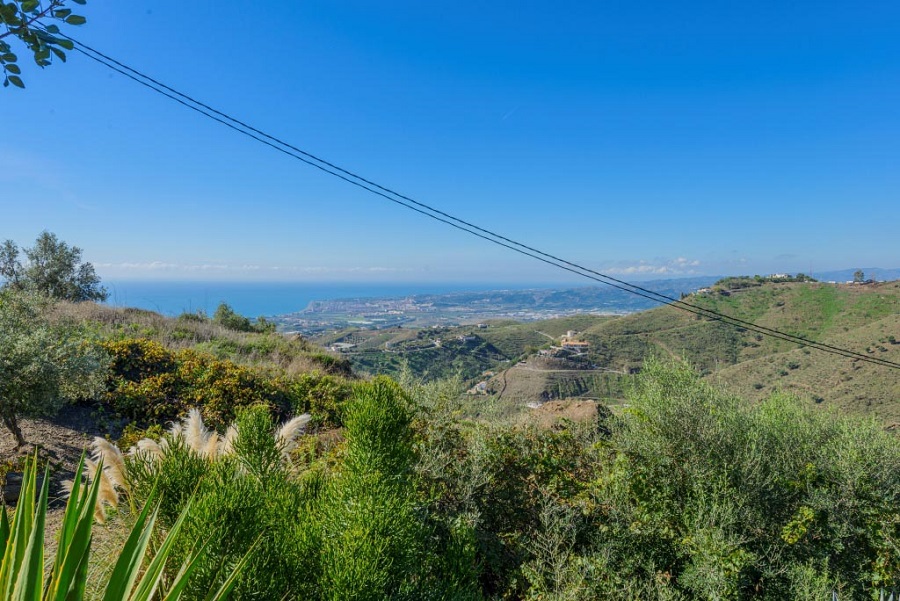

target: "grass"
[53,301,351,377]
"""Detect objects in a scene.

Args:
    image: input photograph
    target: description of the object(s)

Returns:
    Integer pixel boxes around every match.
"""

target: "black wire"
[51,28,900,370]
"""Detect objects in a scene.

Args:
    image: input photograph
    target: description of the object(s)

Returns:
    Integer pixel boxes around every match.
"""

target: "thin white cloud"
[604,257,703,276]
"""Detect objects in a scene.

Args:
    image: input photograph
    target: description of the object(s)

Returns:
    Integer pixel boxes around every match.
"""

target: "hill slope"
[333,281,899,420]
[497,281,900,418]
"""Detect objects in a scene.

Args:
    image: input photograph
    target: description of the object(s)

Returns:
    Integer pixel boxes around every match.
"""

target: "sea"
[102,281,560,318]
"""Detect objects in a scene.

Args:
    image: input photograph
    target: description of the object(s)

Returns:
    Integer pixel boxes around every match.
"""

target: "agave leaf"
[127,497,194,601]
[11,463,49,601]
[0,502,10,560]
[158,540,211,601]
[47,457,103,601]
[100,489,159,601]
[1,454,37,599]
[63,550,88,601]
[54,454,85,557]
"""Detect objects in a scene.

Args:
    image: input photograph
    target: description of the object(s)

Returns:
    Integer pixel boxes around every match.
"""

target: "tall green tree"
[1,231,108,301]
[0,290,106,446]
[0,0,87,88]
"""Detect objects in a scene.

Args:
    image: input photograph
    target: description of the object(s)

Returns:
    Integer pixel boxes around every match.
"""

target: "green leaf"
[44,24,60,34]
[4,63,20,74]
[7,74,23,88]
[11,465,49,601]
[21,1,39,12]
[50,47,66,62]
[45,454,100,601]
[57,39,73,50]
[100,492,159,601]
[53,9,71,18]
[0,503,10,553]
[128,498,195,601]
[64,15,86,25]
[70,0,87,4]
[1,53,18,62]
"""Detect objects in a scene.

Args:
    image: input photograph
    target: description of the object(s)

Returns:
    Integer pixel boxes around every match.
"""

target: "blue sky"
[2,1,898,283]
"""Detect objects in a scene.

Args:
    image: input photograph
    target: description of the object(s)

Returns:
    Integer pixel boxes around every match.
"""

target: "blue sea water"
[103,281,551,318]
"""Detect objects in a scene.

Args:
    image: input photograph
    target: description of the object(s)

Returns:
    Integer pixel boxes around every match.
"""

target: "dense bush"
[212,302,276,333]
[410,360,900,599]
[73,358,900,599]
[550,359,900,599]
[100,338,352,428]
[107,379,479,600]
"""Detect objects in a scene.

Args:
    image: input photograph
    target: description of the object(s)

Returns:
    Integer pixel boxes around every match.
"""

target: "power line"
[45,27,900,370]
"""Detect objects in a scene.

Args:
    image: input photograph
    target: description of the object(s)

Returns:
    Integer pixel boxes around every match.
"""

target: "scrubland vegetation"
[3,237,900,599]
[9,344,900,599]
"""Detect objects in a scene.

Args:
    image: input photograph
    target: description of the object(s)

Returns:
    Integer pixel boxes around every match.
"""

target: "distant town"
[271,277,721,335]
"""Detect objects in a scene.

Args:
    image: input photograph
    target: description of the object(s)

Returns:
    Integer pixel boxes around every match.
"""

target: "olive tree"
[0,0,88,88]
[0,290,106,447]
[1,231,108,302]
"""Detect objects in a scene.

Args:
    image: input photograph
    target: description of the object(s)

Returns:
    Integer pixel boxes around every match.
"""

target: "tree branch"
[0,2,60,41]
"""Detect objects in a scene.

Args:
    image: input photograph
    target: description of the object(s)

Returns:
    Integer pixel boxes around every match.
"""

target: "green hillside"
[320,315,616,382]
[334,281,900,420]
[492,281,900,417]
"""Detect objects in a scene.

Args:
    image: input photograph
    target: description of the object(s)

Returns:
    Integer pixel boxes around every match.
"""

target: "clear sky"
[2,1,898,283]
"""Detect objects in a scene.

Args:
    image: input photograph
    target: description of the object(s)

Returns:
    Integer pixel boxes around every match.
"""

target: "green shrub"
[319,378,429,600]
[123,406,321,600]
[212,302,275,334]
[581,358,900,598]
[101,339,293,427]
[285,372,354,428]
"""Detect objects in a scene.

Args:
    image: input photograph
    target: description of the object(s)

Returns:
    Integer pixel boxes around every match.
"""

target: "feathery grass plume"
[132,437,163,460]
[168,421,183,439]
[276,414,312,458]
[83,457,117,522]
[220,424,238,456]
[203,432,220,458]
[92,436,129,493]
[184,408,211,454]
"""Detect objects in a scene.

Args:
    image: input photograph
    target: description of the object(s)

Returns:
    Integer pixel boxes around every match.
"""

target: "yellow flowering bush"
[100,338,353,429]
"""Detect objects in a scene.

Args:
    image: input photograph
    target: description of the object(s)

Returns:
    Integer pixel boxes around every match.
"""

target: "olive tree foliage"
[0,290,107,446]
[1,231,108,302]
[0,0,87,89]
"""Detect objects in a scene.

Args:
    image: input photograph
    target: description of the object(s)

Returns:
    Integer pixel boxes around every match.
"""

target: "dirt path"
[1,404,127,505]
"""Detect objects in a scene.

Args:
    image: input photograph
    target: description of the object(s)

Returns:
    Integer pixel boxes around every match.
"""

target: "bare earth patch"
[528,399,599,428]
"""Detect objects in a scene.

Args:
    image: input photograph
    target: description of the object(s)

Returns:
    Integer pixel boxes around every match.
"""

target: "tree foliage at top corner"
[0,0,88,89]
[1,231,108,302]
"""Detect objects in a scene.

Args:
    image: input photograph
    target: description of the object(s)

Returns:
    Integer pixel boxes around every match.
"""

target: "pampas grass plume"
[203,432,220,459]
[133,438,163,460]
[220,424,238,456]
[84,456,118,517]
[184,408,210,454]
[276,414,312,457]
[92,437,128,493]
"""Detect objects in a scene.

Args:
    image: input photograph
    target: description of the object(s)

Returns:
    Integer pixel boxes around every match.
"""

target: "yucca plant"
[0,452,252,600]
